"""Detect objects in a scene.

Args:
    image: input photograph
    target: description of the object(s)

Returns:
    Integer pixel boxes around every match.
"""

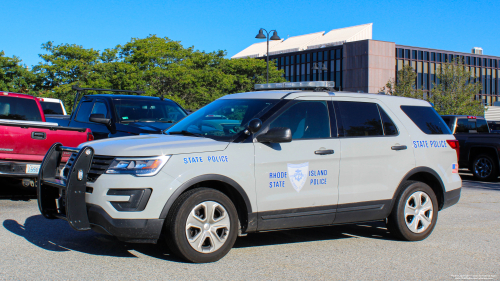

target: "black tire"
[471,153,499,182]
[164,188,238,263]
[386,181,438,241]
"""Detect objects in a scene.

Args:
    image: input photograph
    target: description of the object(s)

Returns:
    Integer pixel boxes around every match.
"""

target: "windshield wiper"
[167,130,203,137]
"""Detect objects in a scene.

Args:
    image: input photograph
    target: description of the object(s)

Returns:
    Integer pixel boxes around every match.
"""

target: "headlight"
[106,155,170,176]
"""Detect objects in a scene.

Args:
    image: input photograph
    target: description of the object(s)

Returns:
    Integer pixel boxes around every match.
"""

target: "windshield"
[114,99,187,123]
[166,99,278,141]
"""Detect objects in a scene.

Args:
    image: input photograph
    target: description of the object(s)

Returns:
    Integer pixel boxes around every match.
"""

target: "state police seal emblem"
[287,162,309,192]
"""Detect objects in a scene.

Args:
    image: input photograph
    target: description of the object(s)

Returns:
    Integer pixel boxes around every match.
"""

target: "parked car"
[487,121,500,133]
[38,97,67,115]
[46,93,188,140]
[441,115,500,181]
[0,92,93,187]
[38,81,461,263]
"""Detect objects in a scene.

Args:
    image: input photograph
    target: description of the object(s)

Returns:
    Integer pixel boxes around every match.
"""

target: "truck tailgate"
[0,120,91,162]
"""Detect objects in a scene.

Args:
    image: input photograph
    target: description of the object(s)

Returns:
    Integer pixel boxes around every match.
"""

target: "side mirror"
[89,114,111,126]
[247,118,262,134]
[257,127,292,143]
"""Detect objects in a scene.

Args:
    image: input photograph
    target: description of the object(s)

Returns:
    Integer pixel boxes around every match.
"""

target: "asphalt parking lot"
[0,175,499,280]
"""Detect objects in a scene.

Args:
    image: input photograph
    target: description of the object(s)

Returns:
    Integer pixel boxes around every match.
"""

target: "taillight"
[446,140,459,162]
[88,132,94,141]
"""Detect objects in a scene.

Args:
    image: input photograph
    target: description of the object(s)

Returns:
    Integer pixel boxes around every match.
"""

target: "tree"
[30,35,286,112]
[0,51,36,94]
[431,58,483,116]
[381,63,423,99]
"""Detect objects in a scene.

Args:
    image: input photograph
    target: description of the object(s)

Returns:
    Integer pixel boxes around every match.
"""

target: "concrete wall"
[343,40,395,93]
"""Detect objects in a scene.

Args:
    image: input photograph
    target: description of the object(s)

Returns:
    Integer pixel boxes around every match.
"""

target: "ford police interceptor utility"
[37,81,462,263]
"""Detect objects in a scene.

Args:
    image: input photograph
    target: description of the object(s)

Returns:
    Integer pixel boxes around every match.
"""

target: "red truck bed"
[0,92,93,181]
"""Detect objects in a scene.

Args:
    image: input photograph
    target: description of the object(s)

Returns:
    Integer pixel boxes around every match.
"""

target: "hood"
[79,135,229,157]
[119,122,174,133]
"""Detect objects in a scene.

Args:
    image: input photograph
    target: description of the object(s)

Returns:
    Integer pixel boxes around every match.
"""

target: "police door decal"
[287,162,309,192]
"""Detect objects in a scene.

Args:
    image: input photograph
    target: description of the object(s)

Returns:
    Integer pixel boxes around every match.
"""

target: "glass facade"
[396,47,500,105]
[269,47,343,89]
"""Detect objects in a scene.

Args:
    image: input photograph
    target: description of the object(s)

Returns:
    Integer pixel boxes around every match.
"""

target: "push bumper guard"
[37,143,94,231]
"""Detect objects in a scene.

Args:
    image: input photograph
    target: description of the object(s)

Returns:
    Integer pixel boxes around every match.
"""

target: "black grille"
[62,153,114,182]
[88,155,115,182]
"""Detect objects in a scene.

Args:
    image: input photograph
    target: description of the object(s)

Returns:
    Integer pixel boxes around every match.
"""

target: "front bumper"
[37,143,163,243]
[87,204,163,243]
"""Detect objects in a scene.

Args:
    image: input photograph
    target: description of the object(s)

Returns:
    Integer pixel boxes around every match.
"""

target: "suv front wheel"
[386,181,438,241]
[164,188,238,263]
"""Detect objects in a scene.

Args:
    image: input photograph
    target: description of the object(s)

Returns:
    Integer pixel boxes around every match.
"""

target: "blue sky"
[1,0,499,67]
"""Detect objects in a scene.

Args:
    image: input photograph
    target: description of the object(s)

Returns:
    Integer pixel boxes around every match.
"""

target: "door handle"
[391,145,407,151]
[31,132,46,140]
[315,149,334,155]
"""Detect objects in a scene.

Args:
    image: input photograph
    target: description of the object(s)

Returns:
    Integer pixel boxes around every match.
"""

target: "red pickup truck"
[0,92,93,187]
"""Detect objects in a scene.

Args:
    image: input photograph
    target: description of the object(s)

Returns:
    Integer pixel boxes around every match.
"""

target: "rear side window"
[440,116,456,131]
[456,118,489,133]
[338,101,383,136]
[401,106,451,134]
[0,96,42,121]
[40,101,64,115]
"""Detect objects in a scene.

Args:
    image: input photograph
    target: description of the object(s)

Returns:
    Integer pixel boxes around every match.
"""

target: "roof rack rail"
[70,84,145,114]
[254,81,337,92]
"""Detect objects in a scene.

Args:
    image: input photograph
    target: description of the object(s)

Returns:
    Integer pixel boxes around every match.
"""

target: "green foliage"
[0,51,36,94]
[22,35,285,113]
[431,58,483,116]
[382,58,483,116]
[381,63,423,99]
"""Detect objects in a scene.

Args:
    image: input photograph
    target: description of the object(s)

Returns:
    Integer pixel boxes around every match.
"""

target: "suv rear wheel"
[164,188,238,263]
[386,181,438,241]
[471,154,499,181]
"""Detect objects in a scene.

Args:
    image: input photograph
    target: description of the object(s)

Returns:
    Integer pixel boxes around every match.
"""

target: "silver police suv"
[38,82,462,263]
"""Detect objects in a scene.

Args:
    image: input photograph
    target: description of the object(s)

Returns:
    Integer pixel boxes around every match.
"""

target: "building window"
[405,49,410,59]
[418,51,423,60]
[417,62,423,89]
[430,63,435,88]
[424,62,429,90]
[397,48,403,58]
[431,52,435,61]
[318,52,323,61]
[336,49,342,59]
[424,52,429,61]
[312,52,317,62]
[437,53,442,62]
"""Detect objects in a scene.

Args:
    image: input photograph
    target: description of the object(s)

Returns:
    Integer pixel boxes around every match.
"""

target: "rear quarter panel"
[389,99,461,192]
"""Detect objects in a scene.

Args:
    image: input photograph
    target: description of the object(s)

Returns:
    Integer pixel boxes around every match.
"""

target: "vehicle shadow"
[460,173,500,191]
[3,214,396,262]
[2,215,184,262]
[234,221,395,249]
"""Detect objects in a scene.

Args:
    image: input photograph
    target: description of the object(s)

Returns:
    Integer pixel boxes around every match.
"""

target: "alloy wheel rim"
[404,191,433,233]
[474,157,493,179]
[185,201,230,253]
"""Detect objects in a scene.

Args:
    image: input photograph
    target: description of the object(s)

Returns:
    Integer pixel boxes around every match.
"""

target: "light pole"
[256,28,281,83]
[312,62,328,81]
